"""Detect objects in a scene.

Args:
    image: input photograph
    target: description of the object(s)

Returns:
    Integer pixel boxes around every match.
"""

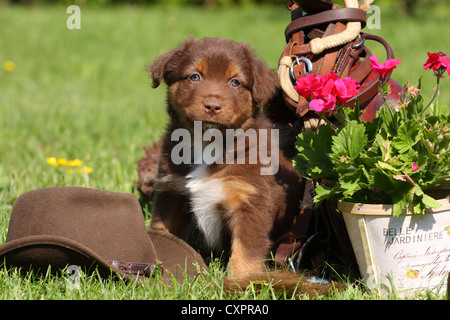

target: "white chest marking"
[186,164,225,250]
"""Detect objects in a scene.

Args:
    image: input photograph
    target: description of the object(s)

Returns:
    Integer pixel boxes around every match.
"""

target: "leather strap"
[286,32,395,116]
[361,32,395,59]
[285,7,367,41]
[316,22,347,75]
[343,33,396,108]
[108,260,163,277]
[274,209,312,268]
[294,0,333,14]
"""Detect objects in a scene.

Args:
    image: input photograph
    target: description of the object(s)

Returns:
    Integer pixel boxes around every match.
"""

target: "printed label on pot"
[365,211,450,294]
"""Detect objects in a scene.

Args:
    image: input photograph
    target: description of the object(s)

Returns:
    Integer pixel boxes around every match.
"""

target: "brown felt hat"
[0,187,206,282]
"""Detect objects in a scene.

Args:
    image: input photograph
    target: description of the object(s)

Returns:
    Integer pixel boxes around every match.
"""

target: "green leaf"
[295,125,334,155]
[392,198,409,217]
[336,102,362,124]
[378,105,397,137]
[413,91,425,114]
[371,169,416,216]
[413,201,423,214]
[438,131,450,152]
[421,194,441,209]
[331,121,367,161]
[413,185,424,196]
[313,184,338,205]
[393,120,421,153]
[370,134,386,159]
[340,170,364,197]
[391,183,415,217]
[364,117,382,142]
[411,188,441,214]
[376,161,402,173]
[397,148,419,163]
[294,125,335,179]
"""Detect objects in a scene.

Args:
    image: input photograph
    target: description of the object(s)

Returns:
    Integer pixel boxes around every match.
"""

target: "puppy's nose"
[203,99,222,116]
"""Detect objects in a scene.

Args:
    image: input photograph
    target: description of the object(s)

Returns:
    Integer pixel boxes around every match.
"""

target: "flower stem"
[421,76,440,116]
[319,113,338,131]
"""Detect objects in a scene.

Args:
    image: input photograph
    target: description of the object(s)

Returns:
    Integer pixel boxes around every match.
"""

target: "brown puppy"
[148,37,304,278]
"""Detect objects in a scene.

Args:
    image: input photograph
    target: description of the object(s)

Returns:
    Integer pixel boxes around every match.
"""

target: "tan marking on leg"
[221,176,258,212]
[228,237,265,277]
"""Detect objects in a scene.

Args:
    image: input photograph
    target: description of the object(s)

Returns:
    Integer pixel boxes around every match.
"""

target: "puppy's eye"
[230,79,241,87]
[189,74,201,82]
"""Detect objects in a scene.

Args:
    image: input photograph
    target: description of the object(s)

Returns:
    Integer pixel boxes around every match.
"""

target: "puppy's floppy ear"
[149,49,179,88]
[149,37,195,88]
[245,47,279,108]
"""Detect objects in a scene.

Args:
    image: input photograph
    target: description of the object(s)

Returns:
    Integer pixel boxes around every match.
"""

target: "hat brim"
[147,228,207,281]
[0,234,128,277]
[0,230,206,283]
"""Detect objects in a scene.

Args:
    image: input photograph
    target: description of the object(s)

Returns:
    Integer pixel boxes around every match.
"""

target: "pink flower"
[370,55,401,78]
[294,72,360,113]
[423,52,450,77]
[309,96,337,112]
[322,72,340,83]
[423,52,447,71]
[321,75,337,98]
[411,162,420,172]
[334,77,361,103]
[294,74,324,99]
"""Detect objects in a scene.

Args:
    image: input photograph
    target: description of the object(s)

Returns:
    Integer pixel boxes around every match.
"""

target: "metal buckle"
[290,57,313,83]
[291,232,325,272]
[352,37,366,49]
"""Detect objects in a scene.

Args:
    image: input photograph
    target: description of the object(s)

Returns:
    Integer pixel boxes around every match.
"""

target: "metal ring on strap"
[290,57,313,83]
[279,56,314,104]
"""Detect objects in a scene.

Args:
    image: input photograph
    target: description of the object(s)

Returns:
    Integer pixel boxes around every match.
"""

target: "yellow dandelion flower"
[67,159,83,167]
[3,60,16,72]
[47,156,92,175]
[76,166,93,174]
[57,158,68,166]
[46,157,58,167]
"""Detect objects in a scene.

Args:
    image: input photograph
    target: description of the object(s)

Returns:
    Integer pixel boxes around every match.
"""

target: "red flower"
[370,55,401,78]
[411,162,420,172]
[423,52,450,77]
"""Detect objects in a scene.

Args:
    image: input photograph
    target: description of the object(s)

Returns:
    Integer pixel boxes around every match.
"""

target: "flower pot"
[338,197,450,297]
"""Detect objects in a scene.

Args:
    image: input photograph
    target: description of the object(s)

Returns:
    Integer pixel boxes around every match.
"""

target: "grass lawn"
[0,3,449,300]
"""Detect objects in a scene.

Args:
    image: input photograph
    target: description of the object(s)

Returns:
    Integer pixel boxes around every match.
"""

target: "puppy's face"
[150,37,278,131]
